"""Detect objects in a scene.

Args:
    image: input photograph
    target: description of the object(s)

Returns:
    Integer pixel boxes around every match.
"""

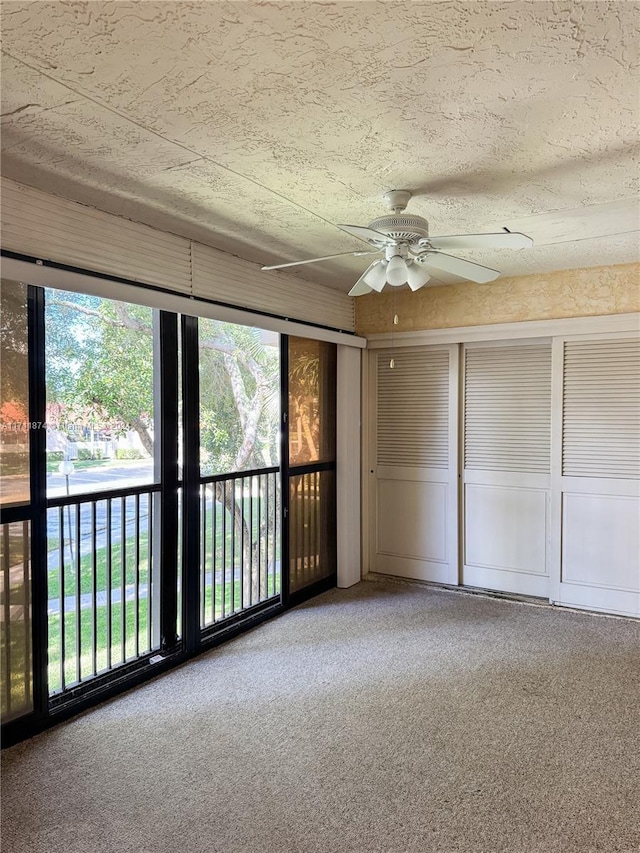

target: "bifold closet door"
[462,341,552,597]
[550,335,640,617]
[369,346,458,584]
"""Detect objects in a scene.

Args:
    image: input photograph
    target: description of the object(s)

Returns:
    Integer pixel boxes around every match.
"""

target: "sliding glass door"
[196,318,281,634]
[0,281,34,722]
[286,337,337,599]
[1,275,339,743]
[43,290,178,702]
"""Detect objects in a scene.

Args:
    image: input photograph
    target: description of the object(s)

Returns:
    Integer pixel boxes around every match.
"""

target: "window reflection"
[0,280,30,507]
[289,470,336,592]
[0,521,33,721]
[288,338,336,466]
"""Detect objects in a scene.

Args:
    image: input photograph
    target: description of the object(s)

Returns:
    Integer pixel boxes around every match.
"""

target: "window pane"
[289,469,336,593]
[45,289,157,497]
[0,280,30,507]
[0,521,33,722]
[199,319,279,475]
[288,338,336,466]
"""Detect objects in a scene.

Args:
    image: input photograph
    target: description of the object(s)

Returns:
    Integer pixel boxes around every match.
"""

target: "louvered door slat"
[377,349,449,468]
[562,339,640,479]
[464,344,552,473]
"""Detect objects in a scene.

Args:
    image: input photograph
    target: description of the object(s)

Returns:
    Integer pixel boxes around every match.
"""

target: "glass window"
[0,521,33,721]
[289,469,336,592]
[0,280,30,507]
[199,319,279,475]
[45,289,158,497]
[288,338,336,467]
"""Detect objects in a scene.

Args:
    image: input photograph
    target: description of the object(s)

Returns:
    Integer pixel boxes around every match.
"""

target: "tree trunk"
[129,415,154,457]
[300,410,318,459]
[214,481,253,610]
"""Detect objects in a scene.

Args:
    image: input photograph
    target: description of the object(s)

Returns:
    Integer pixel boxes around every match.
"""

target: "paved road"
[45,460,279,617]
[48,461,155,571]
[47,460,155,499]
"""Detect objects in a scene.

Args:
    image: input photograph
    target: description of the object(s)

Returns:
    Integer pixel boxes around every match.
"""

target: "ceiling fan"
[262,190,533,296]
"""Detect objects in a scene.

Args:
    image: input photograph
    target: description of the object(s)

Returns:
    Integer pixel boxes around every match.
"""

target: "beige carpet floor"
[2,579,640,853]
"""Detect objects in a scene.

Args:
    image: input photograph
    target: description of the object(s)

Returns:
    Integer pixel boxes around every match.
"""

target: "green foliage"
[114,448,144,460]
[47,451,64,463]
[0,452,29,476]
[44,291,103,405]
[83,301,154,424]
[198,320,279,472]
[0,281,29,410]
[77,448,103,461]
[45,291,154,435]
[45,291,280,475]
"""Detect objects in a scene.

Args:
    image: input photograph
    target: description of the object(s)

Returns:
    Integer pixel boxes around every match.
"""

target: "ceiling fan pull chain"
[390,294,398,369]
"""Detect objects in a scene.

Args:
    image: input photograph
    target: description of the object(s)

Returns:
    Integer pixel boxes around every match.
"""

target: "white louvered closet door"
[369,345,459,584]
[462,341,552,597]
[551,334,640,616]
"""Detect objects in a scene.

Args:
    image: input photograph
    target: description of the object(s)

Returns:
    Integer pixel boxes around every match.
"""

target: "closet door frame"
[460,338,552,599]
[549,331,640,617]
[366,344,459,585]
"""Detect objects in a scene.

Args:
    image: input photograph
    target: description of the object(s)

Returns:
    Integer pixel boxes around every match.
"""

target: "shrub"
[77,448,103,461]
[115,448,145,460]
[47,451,64,463]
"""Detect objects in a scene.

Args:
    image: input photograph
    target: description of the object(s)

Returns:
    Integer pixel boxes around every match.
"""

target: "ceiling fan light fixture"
[363,260,388,290]
[262,190,533,294]
[386,254,408,286]
[407,261,431,291]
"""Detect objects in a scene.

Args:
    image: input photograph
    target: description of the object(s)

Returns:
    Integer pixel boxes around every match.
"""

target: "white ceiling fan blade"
[426,231,533,251]
[348,280,374,296]
[336,224,394,246]
[348,262,381,296]
[420,251,500,284]
[262,250,378,271]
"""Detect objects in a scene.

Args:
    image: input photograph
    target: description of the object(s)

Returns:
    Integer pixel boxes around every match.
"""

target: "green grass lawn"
[47,531,150,602]
[48,596,149,691]
[46,575,283,691]
[3,490,282,706]
[46,497,281,694]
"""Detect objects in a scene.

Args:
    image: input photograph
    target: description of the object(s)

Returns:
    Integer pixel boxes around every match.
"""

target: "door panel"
[462,341,552,597]
[552,336,640,616]
[287,338,337,598]
[371,345,459,584]
[0,521,32,722]
[289,468,335,594]
[465,484,547,574]
[378,478,447,563]
[561,492,639,589]
[0,281,34,725]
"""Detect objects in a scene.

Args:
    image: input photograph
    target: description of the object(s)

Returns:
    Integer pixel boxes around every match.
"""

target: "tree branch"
[51,298,149,332]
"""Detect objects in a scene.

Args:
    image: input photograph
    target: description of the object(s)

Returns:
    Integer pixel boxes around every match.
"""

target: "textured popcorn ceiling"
[1,1,639,293]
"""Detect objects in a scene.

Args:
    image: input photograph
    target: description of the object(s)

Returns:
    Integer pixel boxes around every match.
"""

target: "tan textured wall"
[355,263,640,335]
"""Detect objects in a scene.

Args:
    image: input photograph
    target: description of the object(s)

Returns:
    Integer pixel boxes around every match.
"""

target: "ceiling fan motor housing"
[367,214,430,243]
